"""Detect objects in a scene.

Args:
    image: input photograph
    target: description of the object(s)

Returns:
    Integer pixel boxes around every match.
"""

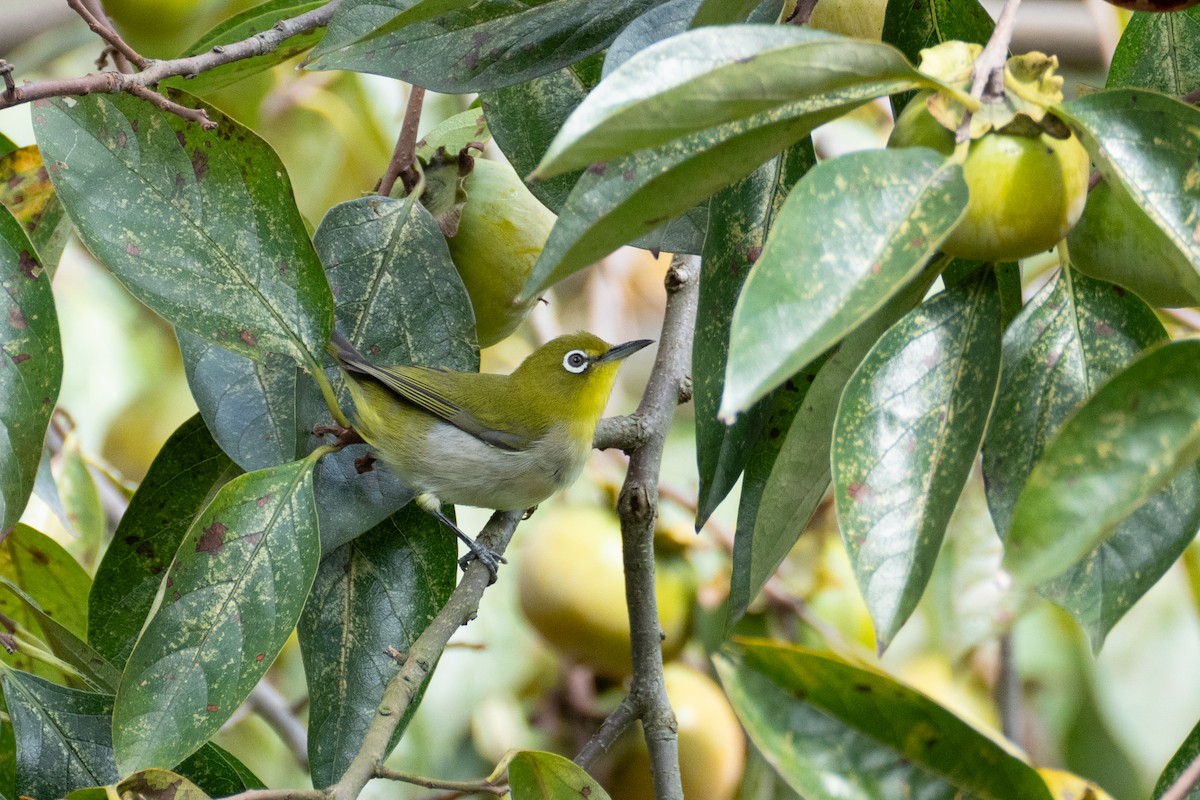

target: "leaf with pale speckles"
[536,26,933,178]
[298,504,455,786]
[983,268,1197,648]
[1057,91,1200,292]
[695,139,815,529]
[728,270,937,631]
[715,654,960,799]
[833,269,1001,649]
[0,146,71,273]
[0,206,60,537]
[307,0,667,93]
[523,78,921,303]
[112,458,320,774]
[1004,339,1200,587]
[2,668,117,798]
[732,641,1053,800]
[722,147,967,417]
[33,90,333,366]
[174,743,265,796]
[1107,6,1200,95]
[882,0,993,114]
[507,750,612,799]
[0,525,89,684]
[89,415,239,670]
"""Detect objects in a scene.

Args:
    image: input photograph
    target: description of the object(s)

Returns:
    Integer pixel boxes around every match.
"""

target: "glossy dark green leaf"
[1155,716,1200,800]
[833,270,1000,647]
[695,139,815,528]
[307,0,665,93]
[982,268,1195,646]
[882,0,993,113]
[1004,339,1200,587]
[112,458,320,773]
[89,415,239,670]
[943,259,1021,329]
[0,134,14,158]
[299,504,455,785]
[0,145,70,273]
[690,0,783,26]
[0,693,13,800]
[603,0,700,78]
[0,206,60,536]
[2,669,117,798]
[1058,91,1200,292]
[537,25,931,178]
[727,272,936,629]
[33,90,333,366]
[0,525,89,682]
[0,578,119,693]
[482,59,599,213]
[735,641,1053,800]
[523,80,919,303]
[1107,7,1200,94]
[165,0,327,93]
[722,148,967,416]
[176,743,265,795]
[507,750,612,800]
[715,654,959,800]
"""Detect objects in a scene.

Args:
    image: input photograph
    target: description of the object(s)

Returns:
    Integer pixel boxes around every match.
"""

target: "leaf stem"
[379,86,426,198]
[310,360,350,428]
[955,0,1023,144]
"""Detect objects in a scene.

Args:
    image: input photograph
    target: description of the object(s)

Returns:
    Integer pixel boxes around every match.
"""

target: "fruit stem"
[379,85,426,198]
[955,0,1024,143]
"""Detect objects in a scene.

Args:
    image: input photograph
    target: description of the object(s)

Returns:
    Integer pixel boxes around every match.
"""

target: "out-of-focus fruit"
[606,663,746,800]
[889,92,1089,262]
[808,0,887,40]
[1037,768,1117,800]
[1068,178,1200,307]
[446,159,556,347]
[1098,0,1199,10]
[516,505,695,678]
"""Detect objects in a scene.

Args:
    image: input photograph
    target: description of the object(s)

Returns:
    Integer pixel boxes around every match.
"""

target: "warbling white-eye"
[327,330,653,579]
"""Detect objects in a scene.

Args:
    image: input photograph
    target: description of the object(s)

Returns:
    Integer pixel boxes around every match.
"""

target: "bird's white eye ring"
[563,350,589,374]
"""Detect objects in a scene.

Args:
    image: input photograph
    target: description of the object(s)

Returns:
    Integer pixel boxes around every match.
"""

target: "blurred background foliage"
[2,2,1197,799]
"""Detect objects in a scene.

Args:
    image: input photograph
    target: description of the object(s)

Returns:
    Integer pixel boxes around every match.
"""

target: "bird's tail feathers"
[328,329,373,375]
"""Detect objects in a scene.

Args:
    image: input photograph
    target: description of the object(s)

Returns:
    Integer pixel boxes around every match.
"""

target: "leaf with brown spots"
[0,146,71,274]
[507,750,612,800]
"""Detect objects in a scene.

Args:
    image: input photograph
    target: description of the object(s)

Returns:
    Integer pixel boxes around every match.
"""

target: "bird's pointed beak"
[597,339,654,363]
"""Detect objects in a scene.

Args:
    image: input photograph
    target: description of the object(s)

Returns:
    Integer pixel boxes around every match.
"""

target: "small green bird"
[328,330,652,578]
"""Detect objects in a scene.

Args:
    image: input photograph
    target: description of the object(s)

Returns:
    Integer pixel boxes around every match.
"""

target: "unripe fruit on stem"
[606,663,746,800]
[1067,178,1200,307]
[516,505,695,679]
[889,93,1089,262]
[446,159,556,347]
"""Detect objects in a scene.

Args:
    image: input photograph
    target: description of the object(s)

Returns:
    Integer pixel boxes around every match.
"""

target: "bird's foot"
[313,423,366,449]
[522,505,538,521]
[458,545,507,585]
[354,453,377,474]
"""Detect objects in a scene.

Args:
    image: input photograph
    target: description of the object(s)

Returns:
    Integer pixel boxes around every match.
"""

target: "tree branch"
[326,509,524,800]
[574,695,639,770]
[378,86,426,197]
[66,0,147,71]
[248,679,310,770]
[374,766,506,796]
[593,414,648,453]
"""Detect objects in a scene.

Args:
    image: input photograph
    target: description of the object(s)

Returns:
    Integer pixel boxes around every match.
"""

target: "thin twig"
[248,680,310,770]
[221,790,326,800]
[995,632,1020,743]
[574,695,639,770]
[374,766,507,796]
[66,0,147,71]
[1161,753,1200,800]
[955,0,1023,143]
[80,0,133,73]
[378,86,426,197]
[327,510,523,800]
[786,0,821,25]
[127,83,217,129]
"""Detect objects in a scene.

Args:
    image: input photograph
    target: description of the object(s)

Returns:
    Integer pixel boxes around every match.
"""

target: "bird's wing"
[330,332,530,451]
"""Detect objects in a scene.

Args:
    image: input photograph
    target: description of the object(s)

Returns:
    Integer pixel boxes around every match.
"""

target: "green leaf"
[0,134,14,158]
[695,139,815,528]
[165,0,328,94]
[727,272,936,629]
[1156,716,1200,800]
[0,578,120,693]
[0,145,71,273]
[981,268,1196,646]
[734,641,1053,800]
[33,90,333,366]
[298,504,455,786]
[1107,7,1200,94]
[1004,339,1200,587]
[58,438,106,562]
[507,750,612,800]
[537,25,931,178]
[112,458,320,773]
[603,0,700,77]
[0,205,60,537]
[690,0,783,26]
[89,415,239,670]
[715,654,959,800]
[882,0,994,113]
[1057,90,1200,294]
[482,58,600,213]
[306,0,666,93]
[722,147,967,416]
[2,669,117,798]
[175,743,265,796]
[834,268,1001,648]
[415,108,491,162]
[523,80,917,302]
[0,525,89,682]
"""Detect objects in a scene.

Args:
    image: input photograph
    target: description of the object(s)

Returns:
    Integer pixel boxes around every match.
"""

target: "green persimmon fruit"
[1100,0,1199,9]
[446,159,556,347]
[889,93,1089,262]
[808,0,887,40]
[1068,178,1200,307]
[516,505,695,678]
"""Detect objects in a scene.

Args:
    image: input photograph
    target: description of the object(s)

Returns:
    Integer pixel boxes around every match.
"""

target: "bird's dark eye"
[563,350,588,374]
